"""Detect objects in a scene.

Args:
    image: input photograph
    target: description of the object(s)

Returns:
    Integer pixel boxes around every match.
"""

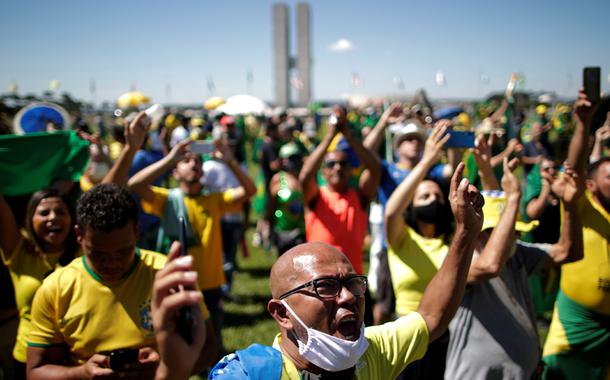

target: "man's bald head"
[270,242,354,299]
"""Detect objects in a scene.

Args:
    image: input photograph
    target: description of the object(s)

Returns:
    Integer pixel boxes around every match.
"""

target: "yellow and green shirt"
[560,190,610,315]
[0,231,79,363]
[273,312,429,379]
[388,226,448,316]
[27,249,209,364]
[141,186,242,290]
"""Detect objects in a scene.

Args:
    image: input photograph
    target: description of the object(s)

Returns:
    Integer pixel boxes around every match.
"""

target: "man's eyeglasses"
[279,275,368,300]
[324,159,350,169]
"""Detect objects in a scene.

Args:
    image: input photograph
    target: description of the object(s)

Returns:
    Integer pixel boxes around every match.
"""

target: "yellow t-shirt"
[388,226,448,316]
[0,231,78,363]
[140,186,242,290]
[273,312,429,379]
[28,249,210,364]
[560,191,610,315]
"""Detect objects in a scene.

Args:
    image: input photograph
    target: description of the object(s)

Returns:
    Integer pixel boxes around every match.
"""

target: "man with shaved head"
[150,162,484,380]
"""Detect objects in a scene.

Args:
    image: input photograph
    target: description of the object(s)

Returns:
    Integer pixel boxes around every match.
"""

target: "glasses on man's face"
[279,275,368,300]
[324,159,350,169]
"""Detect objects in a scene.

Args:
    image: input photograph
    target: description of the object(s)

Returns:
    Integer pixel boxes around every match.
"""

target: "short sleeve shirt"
[140,186,242,290]
[273,312,430,380]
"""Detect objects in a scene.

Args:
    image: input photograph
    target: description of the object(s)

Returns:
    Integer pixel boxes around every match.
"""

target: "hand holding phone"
[176,216,195,344]
[102,348,139,370]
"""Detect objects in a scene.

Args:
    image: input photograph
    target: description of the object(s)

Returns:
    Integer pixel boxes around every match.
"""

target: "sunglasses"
[324,159,350,168]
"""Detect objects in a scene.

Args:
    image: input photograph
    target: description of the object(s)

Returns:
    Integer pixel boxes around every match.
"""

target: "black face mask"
[413,200,443,224]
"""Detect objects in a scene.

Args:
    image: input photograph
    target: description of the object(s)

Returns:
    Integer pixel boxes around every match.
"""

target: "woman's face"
[31,197,72,251]
[413,180,445,207]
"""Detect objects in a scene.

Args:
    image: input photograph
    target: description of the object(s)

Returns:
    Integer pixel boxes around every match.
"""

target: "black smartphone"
[583,67,601,103]
[104,348,139,370]
[176,216,194,344]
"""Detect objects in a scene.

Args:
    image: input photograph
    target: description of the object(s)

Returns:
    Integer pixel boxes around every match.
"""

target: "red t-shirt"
[305,187,368,274]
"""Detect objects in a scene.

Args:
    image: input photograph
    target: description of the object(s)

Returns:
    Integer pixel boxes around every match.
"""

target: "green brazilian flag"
[0,131,90,196]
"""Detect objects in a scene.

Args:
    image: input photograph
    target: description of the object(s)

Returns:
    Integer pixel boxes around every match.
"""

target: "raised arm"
[299,122,337,206]
[363,103,404,153]
[416,163,484,341]
[472,134,500,191]
[128,140,190,204]
[384,125,449,247]
[526,168,554,220]
[490,137,519,168]
[467,157,520,283]
[102,112,151,186]
[213,143,257,204]
[0,194,21,260]
[568,89,595,174]
[547,162,584,264]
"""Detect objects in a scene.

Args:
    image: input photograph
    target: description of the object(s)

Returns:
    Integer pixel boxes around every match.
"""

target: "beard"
[595,190,610,213]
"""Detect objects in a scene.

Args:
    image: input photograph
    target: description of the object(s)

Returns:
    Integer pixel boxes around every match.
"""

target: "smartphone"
[176,216,194,344]
[103,348,139,370]
[583,67,601,103]
[190,141,216,154]
[444,131,475,148]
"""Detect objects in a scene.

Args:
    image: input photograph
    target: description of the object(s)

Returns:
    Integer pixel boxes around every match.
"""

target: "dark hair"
[76,184,138,232]
[589,156,610,179]
[25,188,78,266]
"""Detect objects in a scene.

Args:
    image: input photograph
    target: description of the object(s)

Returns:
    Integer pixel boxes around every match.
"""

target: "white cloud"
[328,38,354,53]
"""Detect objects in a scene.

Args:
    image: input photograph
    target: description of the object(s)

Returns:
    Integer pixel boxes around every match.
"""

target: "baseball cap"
[393,120,426,149]
[480,191,539,232]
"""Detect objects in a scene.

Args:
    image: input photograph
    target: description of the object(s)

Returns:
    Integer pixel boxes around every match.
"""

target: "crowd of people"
[0,85,609,380]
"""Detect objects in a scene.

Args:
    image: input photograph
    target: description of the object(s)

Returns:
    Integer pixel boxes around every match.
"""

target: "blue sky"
[2,0,609,105]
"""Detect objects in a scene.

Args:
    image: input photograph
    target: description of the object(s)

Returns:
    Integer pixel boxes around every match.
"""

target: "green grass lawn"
[221,236,279,353]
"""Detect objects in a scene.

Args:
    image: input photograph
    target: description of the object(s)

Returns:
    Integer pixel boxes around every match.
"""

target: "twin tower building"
[273,3,312,108]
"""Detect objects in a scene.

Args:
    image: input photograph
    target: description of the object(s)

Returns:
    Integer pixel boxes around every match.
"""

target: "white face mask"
[281,300,368,372]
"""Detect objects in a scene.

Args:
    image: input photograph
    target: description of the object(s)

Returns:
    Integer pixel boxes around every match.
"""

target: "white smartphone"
[190,141,216,154]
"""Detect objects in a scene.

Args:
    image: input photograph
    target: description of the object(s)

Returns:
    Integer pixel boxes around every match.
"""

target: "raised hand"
[595,124,610,144]
[450,162,484,233]
[573,88,596,127]
[152,242,206,380]
[500,157,521,197]
[125,112,151,151]
[167,139,191,164]
[551,162,584,206]
[381,103,405,125]
[422,123,450,163]
[212,141,235,163]
[473,134,493,170]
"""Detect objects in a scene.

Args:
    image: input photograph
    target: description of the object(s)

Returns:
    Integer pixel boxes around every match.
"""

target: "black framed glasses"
[279,275,368,300]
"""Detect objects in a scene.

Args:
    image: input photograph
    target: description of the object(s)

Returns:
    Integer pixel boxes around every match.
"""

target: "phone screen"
[190,141,216,154]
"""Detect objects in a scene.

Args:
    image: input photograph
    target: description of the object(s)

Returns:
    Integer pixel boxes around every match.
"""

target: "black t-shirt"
[261,141,280,188]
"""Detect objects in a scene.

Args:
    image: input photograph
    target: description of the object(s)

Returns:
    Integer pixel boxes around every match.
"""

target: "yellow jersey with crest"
[0,230,81,363]
[27,248,209,364]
